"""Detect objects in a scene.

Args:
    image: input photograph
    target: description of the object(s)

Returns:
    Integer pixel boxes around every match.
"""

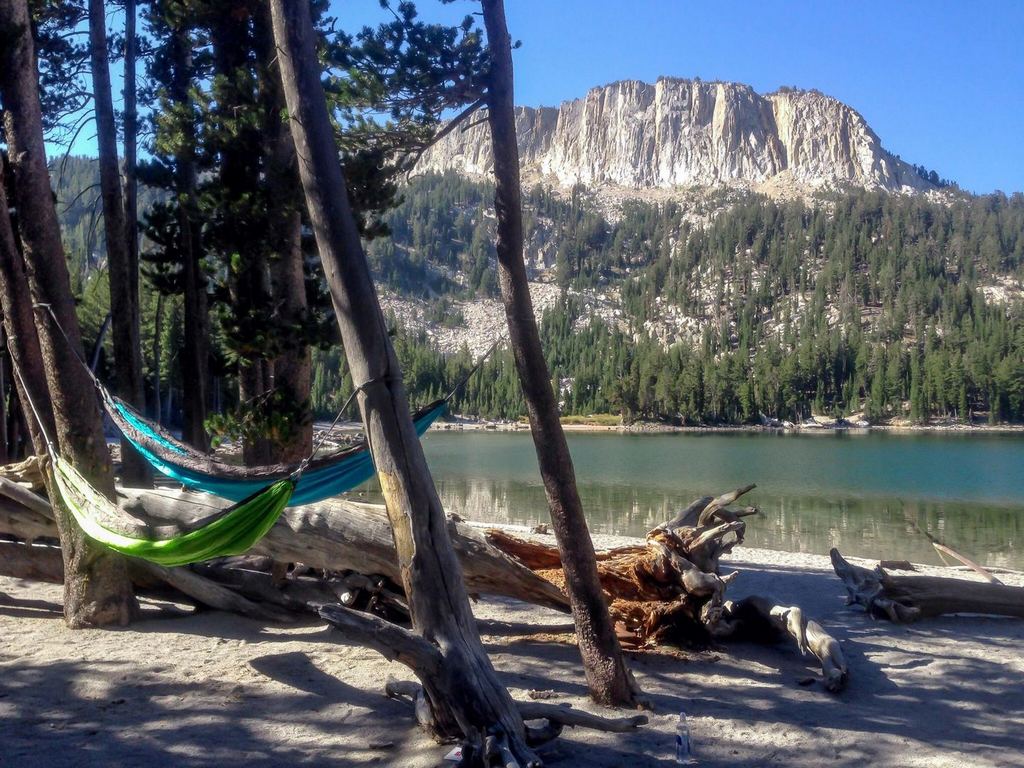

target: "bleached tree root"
[831,548,1024,623]
[711,595,848,692]
[485,484,847,691]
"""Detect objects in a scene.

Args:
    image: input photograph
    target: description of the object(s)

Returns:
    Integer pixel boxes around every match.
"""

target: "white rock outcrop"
[417,77,931,193]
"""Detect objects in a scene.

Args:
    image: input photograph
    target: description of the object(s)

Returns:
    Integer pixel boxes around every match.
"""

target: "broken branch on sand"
[831,548,1024,622]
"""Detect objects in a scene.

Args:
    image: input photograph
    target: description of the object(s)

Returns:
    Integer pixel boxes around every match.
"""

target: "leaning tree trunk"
[0,155,56,467]
[0,30,136,628]
[480,0,642,708]
[270,2,540,764]
[88,0,149,487]
[256,3,312,464]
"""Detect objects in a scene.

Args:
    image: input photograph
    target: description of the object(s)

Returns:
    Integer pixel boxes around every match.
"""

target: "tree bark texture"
[167,19,209,451]
[210,6,275,466]
[257,3,312,464]
[88,0,149,486]
[479,0,642,708]
[269,2,540,762]
[0,12,136,626]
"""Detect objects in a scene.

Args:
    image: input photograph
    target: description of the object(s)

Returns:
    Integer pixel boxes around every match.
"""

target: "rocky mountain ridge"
[417,77,935,196]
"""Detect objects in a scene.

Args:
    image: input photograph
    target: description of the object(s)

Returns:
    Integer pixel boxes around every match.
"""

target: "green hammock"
[53,454,294,567]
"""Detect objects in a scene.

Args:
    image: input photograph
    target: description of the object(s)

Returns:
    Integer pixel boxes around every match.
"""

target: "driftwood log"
[0,467,568,617]
[831,548,1024,623]
[0,536,296,622]
[485,485,848,692]
[118,487,569,612]
[0,455,45,490]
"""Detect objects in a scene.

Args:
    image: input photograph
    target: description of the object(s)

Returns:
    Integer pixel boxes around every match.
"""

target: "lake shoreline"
[428,416,1024,436]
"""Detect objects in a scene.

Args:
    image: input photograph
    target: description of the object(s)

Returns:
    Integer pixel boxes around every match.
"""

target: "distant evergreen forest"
[57,159,1024,426]
[343,173,1024,425]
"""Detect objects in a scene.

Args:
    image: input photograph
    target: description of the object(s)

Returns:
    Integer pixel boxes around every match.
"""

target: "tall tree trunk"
[269,3,539,762]
[87,0,149,487]
[123,0,149,440]
[169,18,209,451]
[123,0,138,276]
[0,123,135,627]
[480,0,642,708]
[0,327,8,465]
[211,6,274,466]
[256,3,311,464]
[152,292,164,424]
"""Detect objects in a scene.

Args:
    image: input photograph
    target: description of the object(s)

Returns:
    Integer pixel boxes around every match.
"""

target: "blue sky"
[335,0,1024,193]
[51,1,1023,194]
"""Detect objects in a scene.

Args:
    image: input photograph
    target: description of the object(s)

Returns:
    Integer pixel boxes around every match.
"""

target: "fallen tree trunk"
[0,538,291,621]
[0,473,569,612]
[0,455,45,491]
[831,548,1024,622]
[121,488,569,612]
[0,540,64,582]
[0,497,56,541]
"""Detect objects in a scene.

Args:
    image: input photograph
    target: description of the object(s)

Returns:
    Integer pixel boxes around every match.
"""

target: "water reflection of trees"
[429,480,1023,570]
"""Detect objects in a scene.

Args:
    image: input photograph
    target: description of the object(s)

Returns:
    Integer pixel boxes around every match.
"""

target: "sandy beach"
[2,537,1022,768]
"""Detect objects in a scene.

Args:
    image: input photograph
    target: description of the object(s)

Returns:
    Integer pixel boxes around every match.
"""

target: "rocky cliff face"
[417,77,931,193]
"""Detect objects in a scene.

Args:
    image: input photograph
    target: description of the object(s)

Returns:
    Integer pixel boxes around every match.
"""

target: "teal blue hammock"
[34,301,490,509]
[103,386,446,507]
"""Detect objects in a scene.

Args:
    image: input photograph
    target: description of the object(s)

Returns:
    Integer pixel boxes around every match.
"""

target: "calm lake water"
[375,430,1024,570]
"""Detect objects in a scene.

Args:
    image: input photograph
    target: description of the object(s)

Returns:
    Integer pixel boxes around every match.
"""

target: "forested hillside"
[52,155,164,292]
[345,173,1024,424]
[57,160,1024,426]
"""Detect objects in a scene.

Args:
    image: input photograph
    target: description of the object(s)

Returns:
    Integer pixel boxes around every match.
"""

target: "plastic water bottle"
[675,710,696,763]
